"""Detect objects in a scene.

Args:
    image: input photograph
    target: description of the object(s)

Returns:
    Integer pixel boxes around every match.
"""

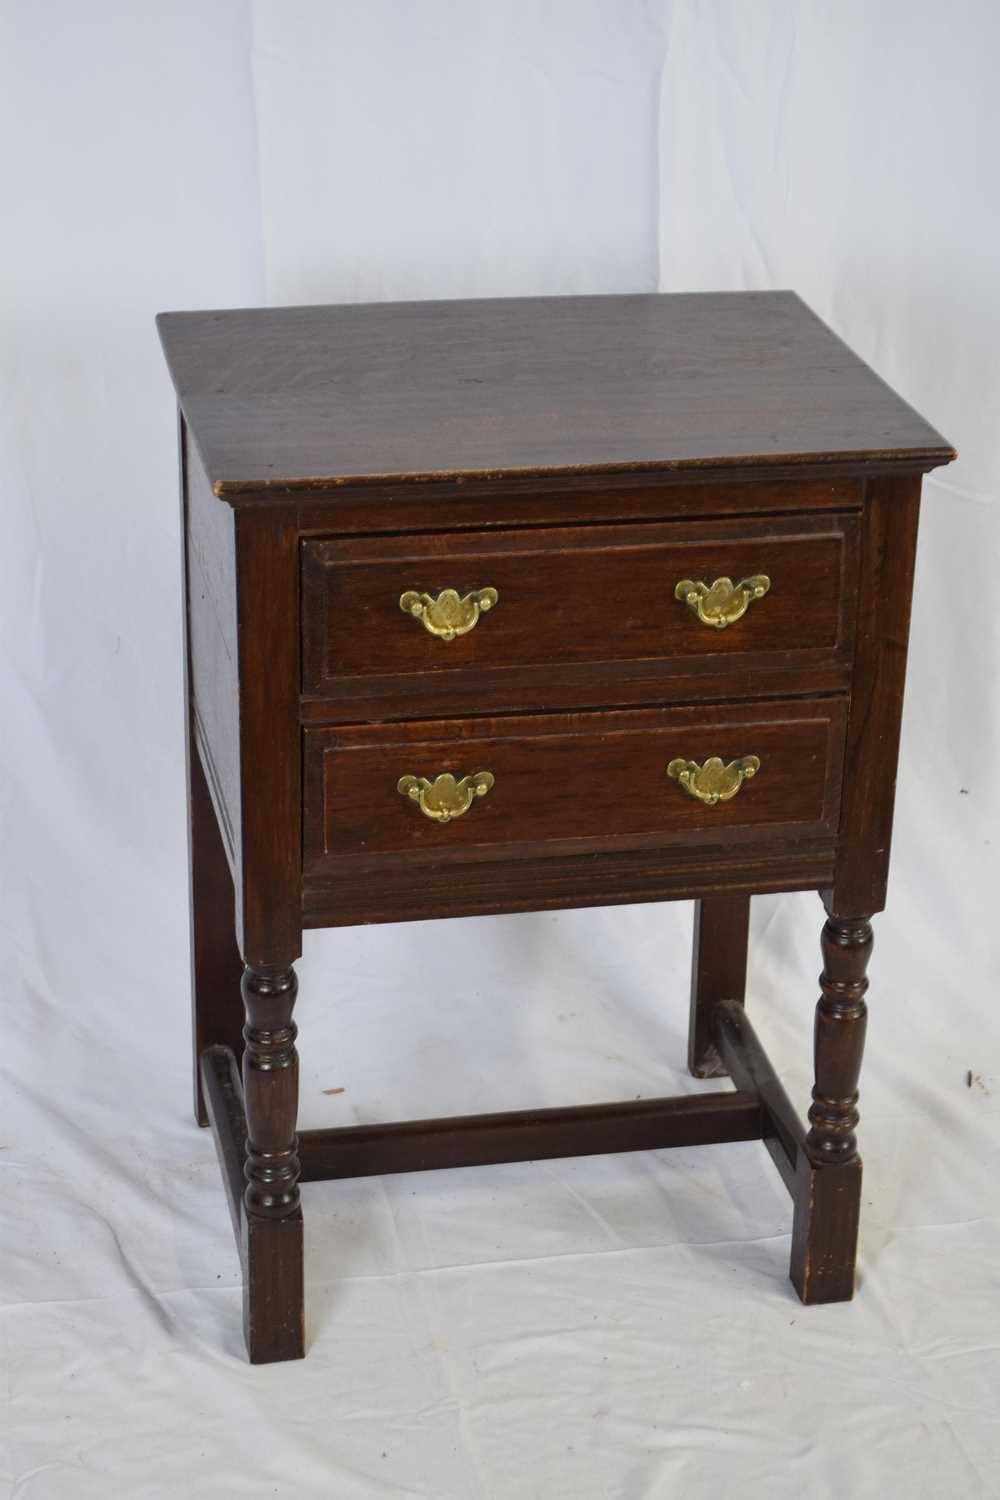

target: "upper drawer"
[301,514,859,718]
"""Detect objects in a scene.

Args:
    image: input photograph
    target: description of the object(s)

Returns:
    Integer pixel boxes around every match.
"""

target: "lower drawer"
[302,698,847,874]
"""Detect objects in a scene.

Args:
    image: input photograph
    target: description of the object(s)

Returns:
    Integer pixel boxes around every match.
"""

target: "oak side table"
[158,292,953,1363]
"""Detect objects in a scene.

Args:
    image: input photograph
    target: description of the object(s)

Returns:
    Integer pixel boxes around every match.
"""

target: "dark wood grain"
[242,1209,304,1365]
[295,473,864,537]
[200,1045,248,1242]
[302,843,836,930]
[789,1153,862,1309]
[157,293,953,496]
[163,291,954,1361]
[187,737,245,1125]
[298,1091,763,1180]
[201,1042,305,1363]
[712,998,805,1197]
[789,910,873,1304]
[184,450,306,1361]
[240,963,304,1363]
[241,963,300,1219]
[807,914,872,1164]
[303,698,847,875]
[301,512,859,718]
[180,413,245,1124]
[234,508,302,966]
[829,475,922,916]
[183,421,241,873]
[299,666,853,726]
[688,896,751,1078]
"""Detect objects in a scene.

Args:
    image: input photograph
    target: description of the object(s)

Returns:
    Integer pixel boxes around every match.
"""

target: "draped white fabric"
[2,2,997,1494]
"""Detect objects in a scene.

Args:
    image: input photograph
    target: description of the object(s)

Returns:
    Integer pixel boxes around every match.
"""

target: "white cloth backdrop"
[2,1,998,1495]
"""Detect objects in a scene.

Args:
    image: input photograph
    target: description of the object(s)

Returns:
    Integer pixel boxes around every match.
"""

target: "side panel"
[185,447,303,963]
[235,507,303,965]
[185,422,242,881]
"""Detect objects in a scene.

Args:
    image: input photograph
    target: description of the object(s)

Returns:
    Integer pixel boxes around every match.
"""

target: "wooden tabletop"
[157,292,953,495]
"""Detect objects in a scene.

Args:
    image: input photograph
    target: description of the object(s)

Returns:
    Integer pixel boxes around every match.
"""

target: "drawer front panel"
[301,515,859,715]
[303,698,847,874]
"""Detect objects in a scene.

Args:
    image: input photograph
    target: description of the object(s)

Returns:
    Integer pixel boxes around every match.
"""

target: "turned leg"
[790,907,872,1304]
[688,895,751,1078]
[241,962,305,1363]
[188,736,245,1126]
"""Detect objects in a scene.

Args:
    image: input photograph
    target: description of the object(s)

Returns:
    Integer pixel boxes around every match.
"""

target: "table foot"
[790,1153,863,1304]
[201,1043,305,1363]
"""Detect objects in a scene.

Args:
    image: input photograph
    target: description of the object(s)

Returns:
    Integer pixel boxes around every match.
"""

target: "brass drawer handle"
[399,587,499,640]
[674,575,770,629]
[397,771,495,823]
[667,755,761,805]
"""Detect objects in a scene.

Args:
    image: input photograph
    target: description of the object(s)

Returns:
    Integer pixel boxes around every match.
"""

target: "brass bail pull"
[666,755,761,805]
[399,587,499,640]
[397,771,495,823]
[674,575,770,629]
